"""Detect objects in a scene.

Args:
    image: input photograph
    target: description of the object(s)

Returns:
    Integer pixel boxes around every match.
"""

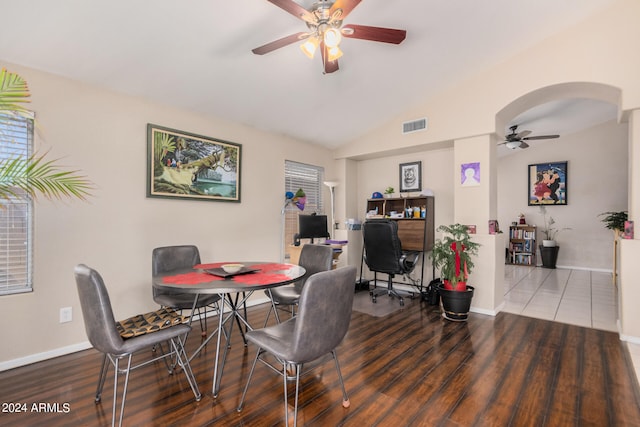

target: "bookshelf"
[508,225,537,265]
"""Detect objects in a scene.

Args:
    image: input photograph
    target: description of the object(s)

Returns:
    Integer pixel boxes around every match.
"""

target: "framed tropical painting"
[147,124,241,202]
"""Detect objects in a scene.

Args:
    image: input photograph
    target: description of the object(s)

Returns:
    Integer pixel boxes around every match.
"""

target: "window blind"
[284,160,324,260]
[0,114,34,295]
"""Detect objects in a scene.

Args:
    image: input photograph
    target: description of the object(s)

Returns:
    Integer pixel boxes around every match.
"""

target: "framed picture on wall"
[147,124,241,202]
[399,161,422,192]
[527,161,567,206]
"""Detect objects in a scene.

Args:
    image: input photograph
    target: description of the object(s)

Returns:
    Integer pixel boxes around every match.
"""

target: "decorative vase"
[539,245,559,269]
[542,239,557,247]
[438,284,474,321]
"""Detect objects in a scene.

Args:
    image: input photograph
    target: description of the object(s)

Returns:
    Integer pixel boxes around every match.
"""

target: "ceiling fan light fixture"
[323,28,342,48]
[505,141,519,149]
[300,36,319,59]
[327,45,343,61]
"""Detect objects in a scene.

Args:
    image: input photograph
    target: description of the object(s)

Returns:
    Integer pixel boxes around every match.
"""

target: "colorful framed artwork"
[399,161,422,192]
[147,124,241,202]
[528,161,567,206]
[461,162,480,186]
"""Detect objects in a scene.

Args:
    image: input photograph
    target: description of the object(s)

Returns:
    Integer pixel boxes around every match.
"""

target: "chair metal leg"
[237,347,262,412]
[170,336,202,401]
[111,354,132,427]
[95,354,109,403]
[291,363,301,427]
[332,350,351,408]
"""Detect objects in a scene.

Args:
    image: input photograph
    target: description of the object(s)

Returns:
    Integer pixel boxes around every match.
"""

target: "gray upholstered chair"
[238,266,357,427]
[152,245,221,336]
[74,264,201,427]
[363,219,419,306]
[264,243,334,324]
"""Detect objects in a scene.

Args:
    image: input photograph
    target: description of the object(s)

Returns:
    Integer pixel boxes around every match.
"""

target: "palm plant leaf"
[0,68,93,204]
[0,68,31,118]
[0,154,92,202]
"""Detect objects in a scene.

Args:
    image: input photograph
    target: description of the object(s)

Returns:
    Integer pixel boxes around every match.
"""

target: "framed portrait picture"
[147,124,241,202]
[399,161,422,192]
[461,162,480,186]
[528,161,567,206]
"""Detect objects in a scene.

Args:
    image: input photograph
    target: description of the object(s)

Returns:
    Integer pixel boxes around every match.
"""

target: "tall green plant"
[429,223,480,290]
[598,211,627,232]
[0,68,92,203]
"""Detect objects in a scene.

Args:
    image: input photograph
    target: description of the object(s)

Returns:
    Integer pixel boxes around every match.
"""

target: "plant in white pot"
[539,206,570,247]
[429,223,480,321]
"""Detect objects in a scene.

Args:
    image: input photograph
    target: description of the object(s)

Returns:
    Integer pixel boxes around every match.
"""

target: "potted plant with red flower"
[429,223,480,321]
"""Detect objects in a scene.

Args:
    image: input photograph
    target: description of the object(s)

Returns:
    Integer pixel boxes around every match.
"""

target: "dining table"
[152,261,306,397]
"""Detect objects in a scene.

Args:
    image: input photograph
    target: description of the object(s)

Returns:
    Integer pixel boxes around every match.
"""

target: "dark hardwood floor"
[2,294,640,426]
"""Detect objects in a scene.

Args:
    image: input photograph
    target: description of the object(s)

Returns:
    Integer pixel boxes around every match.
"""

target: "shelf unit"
[364,196,435,289]
[508,225,537,265]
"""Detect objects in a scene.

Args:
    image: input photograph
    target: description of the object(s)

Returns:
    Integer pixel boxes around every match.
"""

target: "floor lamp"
[324,181,338,239]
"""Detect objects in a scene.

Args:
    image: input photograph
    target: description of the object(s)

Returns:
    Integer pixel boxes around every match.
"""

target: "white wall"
[354,146,454,283]
[497,120,628,270]
[0,62,335,367]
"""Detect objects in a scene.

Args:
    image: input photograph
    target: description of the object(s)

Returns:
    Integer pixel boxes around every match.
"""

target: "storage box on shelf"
[507,225,536,265]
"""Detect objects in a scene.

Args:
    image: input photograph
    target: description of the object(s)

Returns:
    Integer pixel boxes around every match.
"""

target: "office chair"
[362,219,419,306]
[74,264,201,427]
[264,243,334,324]
[152,245,221,336]
[238,266,357,427]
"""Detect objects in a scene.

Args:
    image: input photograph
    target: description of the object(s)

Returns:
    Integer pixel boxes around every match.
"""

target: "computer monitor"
[297,214,329,243]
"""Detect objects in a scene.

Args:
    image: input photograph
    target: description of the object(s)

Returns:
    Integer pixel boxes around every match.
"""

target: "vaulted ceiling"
[0,0,618,149]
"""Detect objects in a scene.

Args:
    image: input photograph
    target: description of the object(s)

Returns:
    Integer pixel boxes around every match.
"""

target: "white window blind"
[0,113,34,295]
[284,160,324,260]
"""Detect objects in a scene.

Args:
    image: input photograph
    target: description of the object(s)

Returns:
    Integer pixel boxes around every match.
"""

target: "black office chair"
[152,245,221,336]
[362,219,419,306]
[238,266,357,427]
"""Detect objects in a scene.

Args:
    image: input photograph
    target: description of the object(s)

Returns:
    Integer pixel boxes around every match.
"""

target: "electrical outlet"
[59,307,72,323]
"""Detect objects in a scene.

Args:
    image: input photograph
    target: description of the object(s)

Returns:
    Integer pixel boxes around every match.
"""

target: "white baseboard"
[0,341,93,372]
[1,297,273,372]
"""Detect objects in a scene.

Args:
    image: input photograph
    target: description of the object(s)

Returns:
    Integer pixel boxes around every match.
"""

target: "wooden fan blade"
[519,141,530,149]
[267,0,315,23]
[515,130,531,139]
[330,0,362,20]
[522,135,560,141]
[320,41,339,74]
[252,32,308,55]
[342,24,407,44]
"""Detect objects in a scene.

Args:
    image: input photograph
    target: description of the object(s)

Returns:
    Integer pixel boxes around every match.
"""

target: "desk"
[153,262,306,397]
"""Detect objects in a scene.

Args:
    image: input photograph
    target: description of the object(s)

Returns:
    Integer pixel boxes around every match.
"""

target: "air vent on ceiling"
[402,118,427,134]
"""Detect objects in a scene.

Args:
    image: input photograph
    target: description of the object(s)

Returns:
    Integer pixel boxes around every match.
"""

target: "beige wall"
[341,0,640,335]
[4,0,640,368]
[335,0,640,161]
[0,62,335,368]
[498,119,628,270]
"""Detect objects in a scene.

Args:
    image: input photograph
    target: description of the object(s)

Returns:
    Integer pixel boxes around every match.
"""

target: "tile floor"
[502,264,640,384]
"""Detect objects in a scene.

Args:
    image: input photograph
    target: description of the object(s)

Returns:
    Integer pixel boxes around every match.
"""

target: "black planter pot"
[438,285,474,321]
[539,245,559,269]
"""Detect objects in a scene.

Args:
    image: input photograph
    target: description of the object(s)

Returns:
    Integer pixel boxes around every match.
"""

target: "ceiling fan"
[252,0,407,74]
[499,125,560,149]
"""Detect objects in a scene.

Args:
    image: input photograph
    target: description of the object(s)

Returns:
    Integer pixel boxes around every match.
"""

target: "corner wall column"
[620,108,640,341]
[453,134,504,315]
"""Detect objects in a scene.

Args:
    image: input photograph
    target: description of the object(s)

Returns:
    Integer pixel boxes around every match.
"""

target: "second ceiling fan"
[499,125,560,149]
[252,0,407,74]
